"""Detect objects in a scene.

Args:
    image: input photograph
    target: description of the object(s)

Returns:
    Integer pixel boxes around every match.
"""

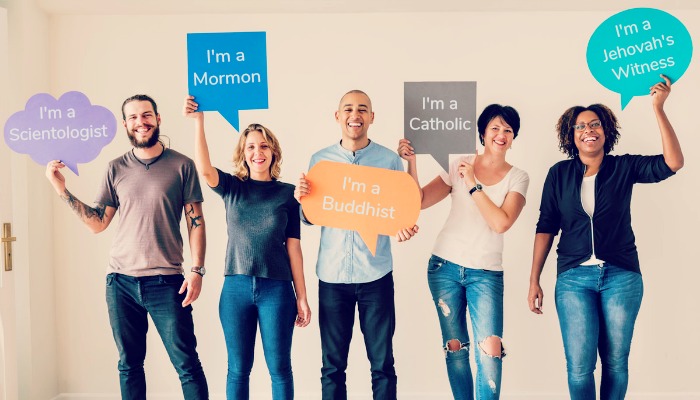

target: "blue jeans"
[427,255,505,400]
[555,263,643,400]
[219,275,297,400]
[105,273,208,400]
[319,272,397,400]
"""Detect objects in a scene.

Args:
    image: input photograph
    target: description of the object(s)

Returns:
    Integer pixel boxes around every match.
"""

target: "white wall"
[37,7,700,400]
[3,0,59,399]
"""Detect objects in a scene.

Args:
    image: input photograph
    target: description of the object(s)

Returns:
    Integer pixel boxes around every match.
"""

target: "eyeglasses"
[573,120,602,131]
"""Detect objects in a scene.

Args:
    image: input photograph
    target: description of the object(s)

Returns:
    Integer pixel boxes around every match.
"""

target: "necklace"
[132,143,165,170]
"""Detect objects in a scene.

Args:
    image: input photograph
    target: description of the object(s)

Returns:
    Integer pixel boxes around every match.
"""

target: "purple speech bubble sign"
[3,91,117,175]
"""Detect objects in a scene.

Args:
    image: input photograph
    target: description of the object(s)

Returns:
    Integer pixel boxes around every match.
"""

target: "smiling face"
[123,100,161,149]
[482,116,514,154]
[335,91,374,145]
[244,130,273,181]
[573,110,605,157]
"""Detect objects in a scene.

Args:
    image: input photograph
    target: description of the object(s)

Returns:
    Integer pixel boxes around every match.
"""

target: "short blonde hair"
[232,123,283,180]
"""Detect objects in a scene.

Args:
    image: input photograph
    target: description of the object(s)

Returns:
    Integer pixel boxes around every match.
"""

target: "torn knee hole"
[443,339,469,354]
[478,336,506,359]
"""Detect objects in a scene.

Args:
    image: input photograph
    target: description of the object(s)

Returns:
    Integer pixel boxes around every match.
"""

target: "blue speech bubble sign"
[3,91,117,175]
[587,8,693,110]
[187,32,268,131]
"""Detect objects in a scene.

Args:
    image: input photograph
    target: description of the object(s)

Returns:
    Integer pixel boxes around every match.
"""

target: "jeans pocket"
[427,255,444,274]
[106,273,115,286]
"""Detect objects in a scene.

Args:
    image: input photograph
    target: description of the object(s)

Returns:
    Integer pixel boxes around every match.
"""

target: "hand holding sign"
[3,91,117,175]
[587,8,692,109]
[650,74,672,108]
[457,158,477,188]
[187,32,268,131]
[300,161,421,255]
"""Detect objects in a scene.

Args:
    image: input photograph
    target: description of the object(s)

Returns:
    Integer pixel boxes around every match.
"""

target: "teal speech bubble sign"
[587,8,693,109]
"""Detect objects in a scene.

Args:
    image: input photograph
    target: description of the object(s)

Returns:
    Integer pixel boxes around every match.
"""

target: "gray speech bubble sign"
[404,82,476,172]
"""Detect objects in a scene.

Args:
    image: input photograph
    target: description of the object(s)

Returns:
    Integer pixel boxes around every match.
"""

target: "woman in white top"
[398,104,529,400]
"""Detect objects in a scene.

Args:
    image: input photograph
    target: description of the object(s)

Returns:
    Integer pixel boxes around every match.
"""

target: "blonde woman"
[184,96,310,399]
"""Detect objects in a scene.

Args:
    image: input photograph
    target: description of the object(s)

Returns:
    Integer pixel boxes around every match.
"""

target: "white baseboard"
[50,392,700,400]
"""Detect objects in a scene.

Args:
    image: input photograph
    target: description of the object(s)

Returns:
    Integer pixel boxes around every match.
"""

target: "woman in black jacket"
[527,74,683,400]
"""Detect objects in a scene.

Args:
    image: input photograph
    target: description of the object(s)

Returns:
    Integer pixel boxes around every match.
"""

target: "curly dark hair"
[556,104,620,159]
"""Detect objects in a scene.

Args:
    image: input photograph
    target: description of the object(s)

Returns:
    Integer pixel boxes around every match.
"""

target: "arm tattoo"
[61,189,106,222]
[186,204,202,229]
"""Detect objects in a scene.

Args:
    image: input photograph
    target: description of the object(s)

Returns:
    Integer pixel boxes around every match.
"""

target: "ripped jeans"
[555,263,643,400]
[427,255,505,400]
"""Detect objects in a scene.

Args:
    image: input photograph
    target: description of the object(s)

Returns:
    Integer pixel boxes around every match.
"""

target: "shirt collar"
[336,139,373,156]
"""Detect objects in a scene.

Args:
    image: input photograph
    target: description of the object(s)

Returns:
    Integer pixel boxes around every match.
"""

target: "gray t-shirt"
[96,148,203,277]
[211,168,300,280]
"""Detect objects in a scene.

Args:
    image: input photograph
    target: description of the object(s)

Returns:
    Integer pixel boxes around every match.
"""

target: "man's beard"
[128,125,160,149]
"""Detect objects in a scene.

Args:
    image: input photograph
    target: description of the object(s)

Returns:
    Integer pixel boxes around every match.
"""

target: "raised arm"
[458,159,526,234]
[527,232,554,315]
[184,95,219,187]
[470,189,526,234]
[397,139,420,186]
[45,160,116,233]
[651,74,683,172]
[180,201,205,307]
[397,139,450,209]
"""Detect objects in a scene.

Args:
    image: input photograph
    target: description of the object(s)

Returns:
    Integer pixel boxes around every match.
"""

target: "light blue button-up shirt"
[306,140,404,284]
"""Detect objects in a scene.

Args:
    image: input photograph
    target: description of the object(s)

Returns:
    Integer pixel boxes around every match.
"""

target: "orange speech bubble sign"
[301,161,421,256]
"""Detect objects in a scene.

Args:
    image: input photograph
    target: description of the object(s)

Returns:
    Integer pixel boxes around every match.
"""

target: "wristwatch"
[468,184,483,196]
[191,266,206,277]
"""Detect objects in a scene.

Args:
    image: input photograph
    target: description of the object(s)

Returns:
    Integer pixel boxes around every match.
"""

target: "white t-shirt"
[580,174,605,266]
[580,174,596,218]
[432,155,529,271]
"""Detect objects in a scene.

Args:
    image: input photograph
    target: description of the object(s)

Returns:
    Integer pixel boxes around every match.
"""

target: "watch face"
[192,266,206,276]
